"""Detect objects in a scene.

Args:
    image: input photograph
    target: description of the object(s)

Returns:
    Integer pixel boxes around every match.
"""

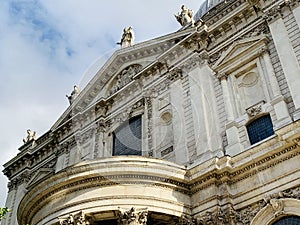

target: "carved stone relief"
[269,198,285,217]
[110,64,143,95]
[246,100,265,117]
[118,207,148,225]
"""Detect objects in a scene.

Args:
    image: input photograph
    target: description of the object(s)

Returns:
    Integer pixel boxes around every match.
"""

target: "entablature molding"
[263,0,299,23]
[202,0,249,26]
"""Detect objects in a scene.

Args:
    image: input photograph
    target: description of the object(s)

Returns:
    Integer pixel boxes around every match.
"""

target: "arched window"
[272,216,300,225]
[113,115,142,156]
[246,114,274,145]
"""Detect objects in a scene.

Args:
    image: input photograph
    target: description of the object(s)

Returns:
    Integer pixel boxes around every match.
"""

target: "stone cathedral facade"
[2,0,300,224]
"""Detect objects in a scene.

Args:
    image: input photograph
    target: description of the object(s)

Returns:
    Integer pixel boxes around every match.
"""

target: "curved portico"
[18,157,190,225]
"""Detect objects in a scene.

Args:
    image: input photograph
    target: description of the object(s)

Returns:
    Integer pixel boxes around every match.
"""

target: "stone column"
[188,53,223,162]
[259,48,292,128]
[218,73,235,122]
[260,48,281,98]
[95,122,105,158]
[170,78,189,164]
[268,9,300,119]
[218,73,243,156]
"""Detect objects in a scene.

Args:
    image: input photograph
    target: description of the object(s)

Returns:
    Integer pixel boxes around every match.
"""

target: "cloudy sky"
[0,0,204,206]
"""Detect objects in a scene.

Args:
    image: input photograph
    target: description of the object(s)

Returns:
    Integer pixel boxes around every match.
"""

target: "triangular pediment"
[27,168,54,188]
[50,29,193,131]
[213,35,267,70]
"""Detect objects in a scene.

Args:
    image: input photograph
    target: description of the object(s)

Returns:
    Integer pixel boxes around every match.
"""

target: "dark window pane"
[247,115,274,145]
[272,216,300,225]
[113,116,142,156]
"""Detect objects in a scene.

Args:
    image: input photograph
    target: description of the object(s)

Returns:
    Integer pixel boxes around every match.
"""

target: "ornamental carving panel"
[246,101,265,117]
[110,64,143,95]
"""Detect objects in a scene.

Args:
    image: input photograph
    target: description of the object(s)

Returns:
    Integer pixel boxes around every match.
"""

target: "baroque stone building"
[2,0,300,224]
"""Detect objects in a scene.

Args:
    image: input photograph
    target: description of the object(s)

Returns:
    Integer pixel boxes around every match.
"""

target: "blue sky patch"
[8,0,74,59]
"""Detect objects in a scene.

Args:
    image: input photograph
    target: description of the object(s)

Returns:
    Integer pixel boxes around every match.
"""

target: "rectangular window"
[247,115,274,145]
[113,116,142,156]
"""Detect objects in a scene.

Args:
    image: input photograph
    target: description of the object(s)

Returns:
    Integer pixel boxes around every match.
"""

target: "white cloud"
[0,0,204,206]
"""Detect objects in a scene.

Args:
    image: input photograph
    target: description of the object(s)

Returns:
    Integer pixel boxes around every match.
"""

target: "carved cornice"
[190,140,300,193]
[209,21,270,67]
[247,0,261,7]
[264,5,282,22]
[284,0,300,10]
[202,0,246,25]
[178,53,207,71]
[262,0,299,23]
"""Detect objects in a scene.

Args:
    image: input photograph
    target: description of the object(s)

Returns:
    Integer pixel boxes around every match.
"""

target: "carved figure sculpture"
[23,129,36,144]
[118,207,148,225]
[110,64,143,95]
[118,27,135,48]
[66,85,80,104]
[175,5,194,27]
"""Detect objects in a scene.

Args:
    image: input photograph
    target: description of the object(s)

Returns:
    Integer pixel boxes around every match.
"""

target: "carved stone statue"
[175,5,194,27]
[66,85,80,104]
[23,129,36,144]
[118,207,148,225]
[118,27,135,48]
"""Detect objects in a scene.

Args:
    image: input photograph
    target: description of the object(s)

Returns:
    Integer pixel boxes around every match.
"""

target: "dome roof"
[194,0,226,20]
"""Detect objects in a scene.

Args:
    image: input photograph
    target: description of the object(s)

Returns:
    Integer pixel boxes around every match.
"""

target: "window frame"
[112,115,143,156]
[246,114,275,145]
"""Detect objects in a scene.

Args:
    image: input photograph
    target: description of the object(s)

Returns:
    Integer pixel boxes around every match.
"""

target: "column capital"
[258,45,270,55]
[217,72,229,81]
[118,207,148,225]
